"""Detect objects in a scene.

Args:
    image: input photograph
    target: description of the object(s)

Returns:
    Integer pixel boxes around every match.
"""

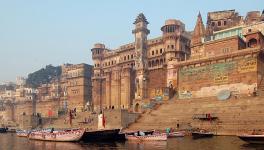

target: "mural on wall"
[178,57,257,99]
[179,61,236,82]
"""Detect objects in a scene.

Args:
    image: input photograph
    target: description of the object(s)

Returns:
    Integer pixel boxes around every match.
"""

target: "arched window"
[148,61,151,67]
[160,59,163,65]
[156,59,159,66]
[248,38,258,48]
[218,21,221,26]
[152,60,155,66]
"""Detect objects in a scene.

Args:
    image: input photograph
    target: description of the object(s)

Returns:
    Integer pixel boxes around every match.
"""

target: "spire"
[134,13,149,24]
[191,12,206,46]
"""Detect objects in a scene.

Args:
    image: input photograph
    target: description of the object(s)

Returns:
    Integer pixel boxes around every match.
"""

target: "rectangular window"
[224,20,227,26]
[160,49,163,53]
[152,51,154,55]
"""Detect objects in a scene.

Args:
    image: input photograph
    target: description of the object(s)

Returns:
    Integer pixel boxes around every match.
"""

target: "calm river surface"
[0,133,264,150]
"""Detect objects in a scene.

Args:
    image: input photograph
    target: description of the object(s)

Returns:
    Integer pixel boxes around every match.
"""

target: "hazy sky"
[0,0,263,83]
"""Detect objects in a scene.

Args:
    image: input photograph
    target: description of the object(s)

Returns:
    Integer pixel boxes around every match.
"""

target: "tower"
[161,19,188,62]
[132,13,149,99]
[191,12,206,59]
[91,43,105,111]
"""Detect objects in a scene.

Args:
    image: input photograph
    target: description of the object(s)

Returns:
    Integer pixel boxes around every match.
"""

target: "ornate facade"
[91,9,264,112]
[91,13,191,111]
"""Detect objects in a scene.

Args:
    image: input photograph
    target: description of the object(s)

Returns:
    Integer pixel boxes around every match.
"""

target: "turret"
[161,19,187,61]
[132,13,149,99]
[132,13,149,70]
[91,43,105,77]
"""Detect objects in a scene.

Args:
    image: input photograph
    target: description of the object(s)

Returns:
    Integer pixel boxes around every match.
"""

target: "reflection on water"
[126,141,168,150]
[1,133,264,150]
[240,144,264,150]
[30,140,84,150]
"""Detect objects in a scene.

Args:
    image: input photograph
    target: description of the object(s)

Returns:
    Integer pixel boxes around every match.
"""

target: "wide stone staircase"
[127,94,264,135]
[42,111,98,130]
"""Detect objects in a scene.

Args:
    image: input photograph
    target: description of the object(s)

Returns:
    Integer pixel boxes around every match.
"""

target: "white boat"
[125,132,167,141]
[16,130,30,137]
[168,131,185,138]
[28,128,85,142]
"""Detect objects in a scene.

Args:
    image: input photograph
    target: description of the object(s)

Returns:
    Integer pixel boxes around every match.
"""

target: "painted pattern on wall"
[178,57,257,99]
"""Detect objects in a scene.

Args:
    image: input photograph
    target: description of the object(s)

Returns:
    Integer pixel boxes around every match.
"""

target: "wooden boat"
[28,128,85,142]
[16,130,30,137]
[168,131,185,138]
[0,127,7,133]
[192,131,214,139]
[125,131,167,141]
[81,128,124,142]
[238,134,264,144]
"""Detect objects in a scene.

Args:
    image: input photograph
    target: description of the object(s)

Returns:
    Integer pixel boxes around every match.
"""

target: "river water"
[0,133,263,150]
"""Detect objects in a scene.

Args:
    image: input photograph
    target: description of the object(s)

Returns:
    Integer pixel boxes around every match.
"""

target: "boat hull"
[126,134,167,141]
[28,129,85,142]
[168,132,185,138]
[0,128,7,133]
[238,135,264,144]
[17,132,29,137]
[81,129,124,142]
[192,132,214,139]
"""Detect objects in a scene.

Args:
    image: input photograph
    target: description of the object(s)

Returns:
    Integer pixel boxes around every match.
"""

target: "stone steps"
[128,95,264,135]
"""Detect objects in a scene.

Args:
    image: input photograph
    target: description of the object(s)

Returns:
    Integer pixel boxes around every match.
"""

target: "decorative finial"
[198,11,202,17]
[134,13,149,24]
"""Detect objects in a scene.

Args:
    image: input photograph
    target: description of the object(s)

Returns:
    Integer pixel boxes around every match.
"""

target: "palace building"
[91,10,264,112]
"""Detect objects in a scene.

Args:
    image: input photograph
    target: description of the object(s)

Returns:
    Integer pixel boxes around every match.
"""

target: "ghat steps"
[128,94,264,135]
[43,111,98,130]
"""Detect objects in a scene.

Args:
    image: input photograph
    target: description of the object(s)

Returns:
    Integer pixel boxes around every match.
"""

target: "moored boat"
[0,127,8,133]
[168,131,185,138]
[16,130,30,137]
[125,131,167,141]
[192,130,214,139]
[28,128,85,142]
[81,128,124,142]
[238,134,264,144]
[126,134,167,141]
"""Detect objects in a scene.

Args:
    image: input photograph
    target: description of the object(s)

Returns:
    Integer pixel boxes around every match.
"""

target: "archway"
[135,103,140,112]
[248,38,258,48]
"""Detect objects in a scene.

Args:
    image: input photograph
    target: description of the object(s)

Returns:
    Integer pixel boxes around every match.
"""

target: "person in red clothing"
[69,110,73,126]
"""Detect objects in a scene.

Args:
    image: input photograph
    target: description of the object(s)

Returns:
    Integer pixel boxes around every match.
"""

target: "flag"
[102,112,106,128]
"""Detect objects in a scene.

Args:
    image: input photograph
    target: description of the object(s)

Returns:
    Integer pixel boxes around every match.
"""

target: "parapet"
[165,19,184,27]
[93,43,105,49]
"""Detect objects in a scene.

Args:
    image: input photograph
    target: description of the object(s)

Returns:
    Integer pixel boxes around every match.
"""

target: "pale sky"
[0,0,263,83]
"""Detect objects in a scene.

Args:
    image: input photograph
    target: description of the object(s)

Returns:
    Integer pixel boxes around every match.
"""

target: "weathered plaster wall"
[178,55,258,99]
